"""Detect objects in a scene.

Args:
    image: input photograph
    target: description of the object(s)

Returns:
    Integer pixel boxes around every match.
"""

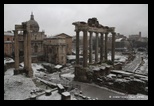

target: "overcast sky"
[4,4,148,37]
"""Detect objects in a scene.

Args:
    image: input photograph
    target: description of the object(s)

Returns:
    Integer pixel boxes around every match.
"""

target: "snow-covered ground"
[108,55,128,63]
[61,72,74,79]
[135,58,148,75]
[4,68,37,100]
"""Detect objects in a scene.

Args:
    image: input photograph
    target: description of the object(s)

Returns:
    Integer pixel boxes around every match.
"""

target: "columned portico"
[73,17,116,82]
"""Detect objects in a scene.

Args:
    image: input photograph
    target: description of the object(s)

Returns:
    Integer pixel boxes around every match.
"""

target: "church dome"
[27,12,39,32]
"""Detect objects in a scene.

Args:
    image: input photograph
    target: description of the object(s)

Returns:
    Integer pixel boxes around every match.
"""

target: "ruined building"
[44,36,66,65]
[72,17,116,82]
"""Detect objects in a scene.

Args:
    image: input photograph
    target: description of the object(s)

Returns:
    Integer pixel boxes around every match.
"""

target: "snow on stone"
[115,38,123,42]
[67,55,83,60]
[37,90,61,100]
[106,74,116,79]
[4,57,14,64]
[31,63,47,78]
[108,54,128,62]
[55,65,62,69]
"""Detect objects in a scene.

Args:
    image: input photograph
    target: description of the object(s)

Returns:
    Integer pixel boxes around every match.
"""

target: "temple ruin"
[72,18,116,82]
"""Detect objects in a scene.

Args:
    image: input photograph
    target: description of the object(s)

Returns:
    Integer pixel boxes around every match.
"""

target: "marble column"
[105,33,108,61]
[76,30,80,65]
[23,30,28,71]
[83,30,88,67]
[89,31,93,64]
[100,33,104,63]
[111,32,116,63]
[26,22,33,77]
[95,32,98,63]
[14,30,19,75]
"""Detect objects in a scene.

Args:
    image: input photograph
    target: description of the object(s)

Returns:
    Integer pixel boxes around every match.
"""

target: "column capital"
[111,32,116,35]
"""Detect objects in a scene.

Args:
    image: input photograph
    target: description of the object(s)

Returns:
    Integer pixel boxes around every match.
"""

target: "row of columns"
[75,30,115,67]
[14,25,33,77]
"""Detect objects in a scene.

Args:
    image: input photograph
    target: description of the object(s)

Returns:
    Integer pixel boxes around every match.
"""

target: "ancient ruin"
[13,14,40,77]
[72,18,116,82]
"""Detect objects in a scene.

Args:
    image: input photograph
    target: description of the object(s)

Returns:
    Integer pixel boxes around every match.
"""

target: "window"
[34,44,38,53]
[7,38,10,41]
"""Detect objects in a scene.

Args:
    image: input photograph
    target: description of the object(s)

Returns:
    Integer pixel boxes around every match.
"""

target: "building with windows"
[44,36,66,65]
[4,31,14,56]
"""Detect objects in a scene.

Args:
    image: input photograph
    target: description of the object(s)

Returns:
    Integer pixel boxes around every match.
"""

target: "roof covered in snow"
[4,31,14,36]
[115,38,123,42]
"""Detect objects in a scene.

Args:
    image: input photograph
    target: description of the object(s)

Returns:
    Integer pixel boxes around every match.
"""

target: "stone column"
[76,30,80,65]
[105,33,108,61]
[89,31,93,64]
[111,32,116,63]
[100,33,104,63]
[14,30,19,75]
[23,30,28,71]
[83,30,88,67]
[27,23,33,77]
[95,32,98,63]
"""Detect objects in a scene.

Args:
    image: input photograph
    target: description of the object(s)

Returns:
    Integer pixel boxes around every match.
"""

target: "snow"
[5,68,14,76]
[108,54,128,63]
[127,94,148,100]
[4,58,14,64]
[31,63,47,78]
[106,74,116,79]
[61,73,75,78]
[55,65,62,69]
[111,70,133,75]
[4,68,37,100]
[67,55,83,60]
[115,38,123,42]
[37,90,61,100]
[62,92,70,96]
